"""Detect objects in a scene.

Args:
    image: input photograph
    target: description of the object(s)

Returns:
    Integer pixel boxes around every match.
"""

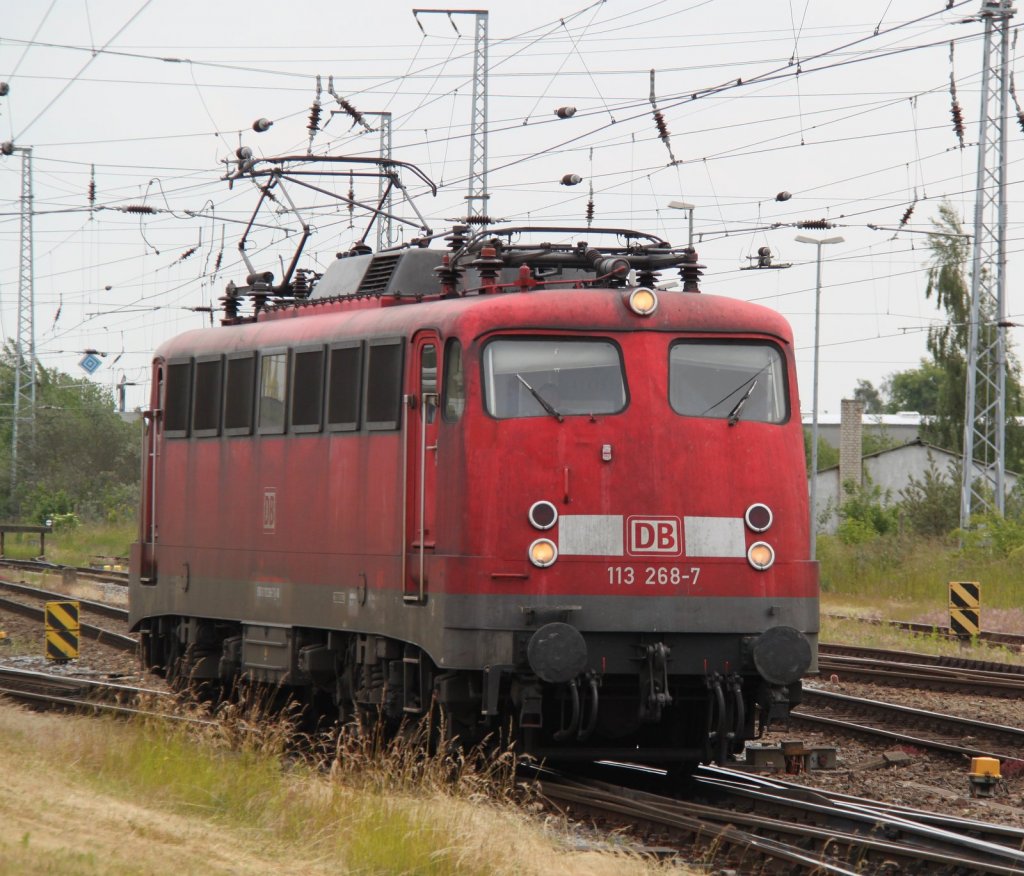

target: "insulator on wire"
[88,165,96,207]
[561,173,583,186]
[347,171,354,229]
[175,245,198,263]
[307,101,322,135]
[213,249,223,274]
[949,62,965,148]
[585,198,594,226]
[465,214,492,225]
[1010,72,1024,134]
[252,117,273,133]
[776,191,792,202]
[950,100,965,148]
[649,69,678,165]
[338,98,366,129]
[555,106,576,119]
[0,82,8,97]
[796,219,834,230]
[900,202,916,227]
[121,204,157,214]
[654,111,669,142]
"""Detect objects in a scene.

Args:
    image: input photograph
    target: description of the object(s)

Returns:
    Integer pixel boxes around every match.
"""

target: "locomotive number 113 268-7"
[607,565,701,587]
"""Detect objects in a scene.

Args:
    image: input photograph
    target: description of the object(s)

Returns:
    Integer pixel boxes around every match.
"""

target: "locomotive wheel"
[163,634,187,692]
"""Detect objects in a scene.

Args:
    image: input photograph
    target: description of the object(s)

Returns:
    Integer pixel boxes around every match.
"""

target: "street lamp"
[795,233,844,561]
[668,200,695,247]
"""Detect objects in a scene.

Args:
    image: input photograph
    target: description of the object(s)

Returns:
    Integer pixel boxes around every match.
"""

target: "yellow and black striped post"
[45,600,79,662]
[949,581,981,639]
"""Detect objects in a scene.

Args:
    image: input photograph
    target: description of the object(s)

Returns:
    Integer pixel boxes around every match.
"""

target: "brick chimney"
[839,398,864,489]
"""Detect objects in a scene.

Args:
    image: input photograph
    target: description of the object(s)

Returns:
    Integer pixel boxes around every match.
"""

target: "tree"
[0,348,140,521]
[852,379,883,413]
[872,203,1024,470]
[919,202,972,452]
[882,359,944,415]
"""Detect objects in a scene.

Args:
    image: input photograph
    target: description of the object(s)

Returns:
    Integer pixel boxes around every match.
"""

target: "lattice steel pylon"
[960,0,1016,528]
[375,112,394,251]
[413,9,489,226]
[11,145,35,490]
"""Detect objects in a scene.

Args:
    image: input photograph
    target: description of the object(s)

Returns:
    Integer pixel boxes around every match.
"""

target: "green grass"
[816,533,1021,609]
[1,521,135,566]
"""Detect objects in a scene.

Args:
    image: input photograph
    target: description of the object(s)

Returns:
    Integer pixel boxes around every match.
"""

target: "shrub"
[897,454,960,536]
[835,477,899,544]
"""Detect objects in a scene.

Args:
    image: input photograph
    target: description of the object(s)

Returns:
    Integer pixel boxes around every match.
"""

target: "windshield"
[669,341,787,423]
[483,338,627,419]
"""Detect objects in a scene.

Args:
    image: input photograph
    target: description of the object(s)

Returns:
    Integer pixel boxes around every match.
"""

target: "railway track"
[818,642,1024,696]
[540,766,1024,874]
[794,687,1024,765]
[0,593,136,652]
[0,556,128,586]
[824,613,1024,650]
[0,664,173,719]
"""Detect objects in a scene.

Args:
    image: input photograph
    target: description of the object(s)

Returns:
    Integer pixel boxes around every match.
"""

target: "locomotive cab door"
[133,364,162,584]
[404,332,441,603]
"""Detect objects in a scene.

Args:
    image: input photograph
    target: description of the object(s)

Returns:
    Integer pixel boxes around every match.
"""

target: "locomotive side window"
[258,350,288,435]
[192,356,223,437]
[443,340,465,421]
[365,339,404,431]
[290,346,325,433]
[164,360,192,437]
[224,352,256,435]
[482,338,626,419]
[669,341,788,423]
[421,344,438,424]
[327,342,362,432]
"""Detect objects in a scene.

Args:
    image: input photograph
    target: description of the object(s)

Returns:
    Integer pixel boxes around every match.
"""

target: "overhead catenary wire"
[0,0,1011,411]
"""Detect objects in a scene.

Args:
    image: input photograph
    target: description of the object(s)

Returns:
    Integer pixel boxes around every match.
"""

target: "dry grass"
[0,696,697,875]
[821,598,1024,666]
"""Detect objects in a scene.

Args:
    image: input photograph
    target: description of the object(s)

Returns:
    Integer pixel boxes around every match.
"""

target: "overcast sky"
[0,0,1018,413]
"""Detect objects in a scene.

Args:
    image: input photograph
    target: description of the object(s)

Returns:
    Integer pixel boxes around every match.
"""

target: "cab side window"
[443,340,465,421]
[258,350,288,434]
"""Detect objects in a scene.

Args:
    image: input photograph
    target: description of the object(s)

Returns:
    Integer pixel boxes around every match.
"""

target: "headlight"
[626,287,658,316]
[745,503,773,532]
[528,538,558,568]
[747,541,775,570]
[528,500,558,530]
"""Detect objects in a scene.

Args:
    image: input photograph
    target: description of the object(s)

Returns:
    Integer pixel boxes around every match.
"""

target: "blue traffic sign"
[79,353,103,374]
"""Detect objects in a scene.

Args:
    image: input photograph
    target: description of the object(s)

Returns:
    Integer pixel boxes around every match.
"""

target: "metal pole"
[11,145,34,491]
[810,246,822,560]
[796,234,843,560]
[960,0,1015,526]
[413,9,489,225]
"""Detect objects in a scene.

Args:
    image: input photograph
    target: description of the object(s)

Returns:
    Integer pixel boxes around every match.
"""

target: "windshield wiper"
[701,362,771,421]
[727,377,758,426]
[516,373,564,422]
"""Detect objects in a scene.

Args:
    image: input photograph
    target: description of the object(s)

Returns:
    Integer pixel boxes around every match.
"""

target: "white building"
[812,438,1019,534]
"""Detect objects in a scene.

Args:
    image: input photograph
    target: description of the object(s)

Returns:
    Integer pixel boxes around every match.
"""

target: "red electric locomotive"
[129,158,817,770]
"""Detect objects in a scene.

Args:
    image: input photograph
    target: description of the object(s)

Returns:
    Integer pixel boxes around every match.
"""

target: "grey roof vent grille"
[358,254,402,294]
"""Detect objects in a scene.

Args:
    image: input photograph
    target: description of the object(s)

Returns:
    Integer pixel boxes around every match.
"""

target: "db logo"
[627,516,681,556]
[263,488,277,533]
